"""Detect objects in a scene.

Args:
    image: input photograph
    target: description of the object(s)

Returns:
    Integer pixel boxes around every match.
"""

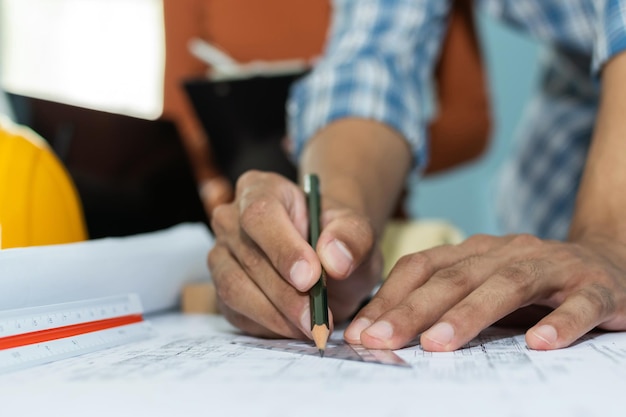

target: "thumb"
[317,208,375,280]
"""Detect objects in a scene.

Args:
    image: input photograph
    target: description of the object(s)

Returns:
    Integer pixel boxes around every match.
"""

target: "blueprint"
[0,313,624,417]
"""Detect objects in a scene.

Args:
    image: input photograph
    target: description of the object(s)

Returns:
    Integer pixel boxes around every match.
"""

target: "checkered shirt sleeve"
[287,0,451,171]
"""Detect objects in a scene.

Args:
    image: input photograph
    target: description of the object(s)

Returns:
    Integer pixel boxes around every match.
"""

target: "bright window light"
[0,0,165,120]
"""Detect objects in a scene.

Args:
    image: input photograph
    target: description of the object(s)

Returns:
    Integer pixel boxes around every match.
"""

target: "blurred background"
[0,0,540,239]
[410,15,540,236]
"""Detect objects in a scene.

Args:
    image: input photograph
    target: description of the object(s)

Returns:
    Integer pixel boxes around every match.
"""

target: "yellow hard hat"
[0,115,87,249]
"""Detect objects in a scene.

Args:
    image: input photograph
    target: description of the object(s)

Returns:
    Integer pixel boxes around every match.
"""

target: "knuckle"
[394,301,421,319]
[582,284,616,317]
[458,254,483,269]
[214,270,243,307]
[210,203,234,234]
[509,233,543,248]
[548,245,576,264]
[434,267,471,290]
[497,263,536,290]
[236,170,283,194]
[238,247,263,272]
[236,170,264,191]
[367,293,396,313]
[394,252,435,277]
[462,234,494,251]
[240,197,272,230]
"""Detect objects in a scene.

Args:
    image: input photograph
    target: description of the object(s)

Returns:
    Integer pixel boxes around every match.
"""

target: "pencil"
[304,174,329,357]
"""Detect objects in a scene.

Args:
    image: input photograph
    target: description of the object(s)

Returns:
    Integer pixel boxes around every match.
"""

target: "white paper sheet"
[0,223,213,313]
[0,313,624,417]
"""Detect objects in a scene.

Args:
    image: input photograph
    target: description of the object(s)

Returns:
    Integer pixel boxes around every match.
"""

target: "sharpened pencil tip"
[312,324,329,356]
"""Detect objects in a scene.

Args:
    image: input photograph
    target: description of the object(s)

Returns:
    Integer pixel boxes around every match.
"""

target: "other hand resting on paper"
[343,53,626,352]
[344,234,626,351]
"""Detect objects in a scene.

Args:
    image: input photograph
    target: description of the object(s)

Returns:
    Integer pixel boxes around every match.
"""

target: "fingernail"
[321,239,353,276]
[423,322,455,347]
[290,260,313,291]
[300,307,311,336]
[532,324,557,346]
[363,320,394,341]
[344,317,372,343]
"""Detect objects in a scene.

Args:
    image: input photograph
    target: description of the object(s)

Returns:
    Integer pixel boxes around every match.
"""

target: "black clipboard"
[183,72,306,185]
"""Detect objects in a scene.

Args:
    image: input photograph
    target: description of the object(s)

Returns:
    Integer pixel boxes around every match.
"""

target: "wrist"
[568,223,626,245]
[301,118,411,234]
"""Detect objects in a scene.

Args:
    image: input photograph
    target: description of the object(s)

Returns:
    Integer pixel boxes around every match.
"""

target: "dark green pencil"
[304,174,329,357]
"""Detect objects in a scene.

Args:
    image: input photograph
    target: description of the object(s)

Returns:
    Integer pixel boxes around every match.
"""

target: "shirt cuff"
[593,0,626,74]
[287,59,429,172]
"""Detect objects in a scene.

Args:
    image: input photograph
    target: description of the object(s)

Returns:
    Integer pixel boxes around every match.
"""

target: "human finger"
[212,183,325,338]
[314,206,375,280]
[345,235,501,344]
[208,243,307,339]
[236,172,321,292]
[215,218,321,337]
[419,260,548,351]
[327,246,384,324]
[354,234,550,347]
[525,284,616,350]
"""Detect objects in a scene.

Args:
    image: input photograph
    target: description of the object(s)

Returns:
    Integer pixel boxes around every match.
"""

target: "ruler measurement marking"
[0,314,143,350]
[0,297,142,337]
[0,294,153,374]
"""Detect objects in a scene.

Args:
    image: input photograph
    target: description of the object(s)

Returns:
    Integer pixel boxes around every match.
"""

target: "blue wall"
[408,14,541,236]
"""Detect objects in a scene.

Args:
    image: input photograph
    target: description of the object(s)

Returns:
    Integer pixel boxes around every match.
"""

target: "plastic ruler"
[0,294,154,374]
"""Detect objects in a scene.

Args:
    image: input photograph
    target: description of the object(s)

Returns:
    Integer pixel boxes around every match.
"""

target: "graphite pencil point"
[312,324,329,354]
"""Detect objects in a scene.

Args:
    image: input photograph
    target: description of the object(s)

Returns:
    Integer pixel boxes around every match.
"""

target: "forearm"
[300,118,412,237]
[569,52,626,241]
[289,1,451,226]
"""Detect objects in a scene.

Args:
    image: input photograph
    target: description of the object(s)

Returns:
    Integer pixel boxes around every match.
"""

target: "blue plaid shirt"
[287,0,626,240]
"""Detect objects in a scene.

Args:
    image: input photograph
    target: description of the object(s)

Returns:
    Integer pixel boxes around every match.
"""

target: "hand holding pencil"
[208,171,381,344]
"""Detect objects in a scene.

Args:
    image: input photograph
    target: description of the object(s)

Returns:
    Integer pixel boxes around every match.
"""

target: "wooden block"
[181,282,219,314]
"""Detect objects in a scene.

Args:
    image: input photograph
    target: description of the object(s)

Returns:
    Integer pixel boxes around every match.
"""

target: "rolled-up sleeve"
[287,0,451,171]
[593,0,626,73]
